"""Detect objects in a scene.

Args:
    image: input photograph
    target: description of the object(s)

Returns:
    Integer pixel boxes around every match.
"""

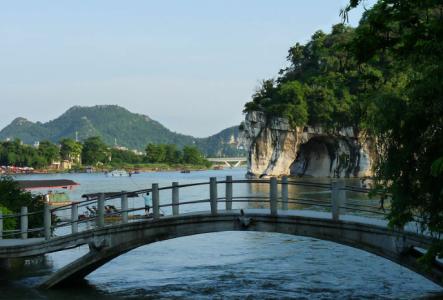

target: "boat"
[108,169,130,177]
[45,191,73,207]
[17,179,80,207]
[180,169,191,174]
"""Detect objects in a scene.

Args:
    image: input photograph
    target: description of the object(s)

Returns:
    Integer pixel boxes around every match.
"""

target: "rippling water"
[0,168,442,299]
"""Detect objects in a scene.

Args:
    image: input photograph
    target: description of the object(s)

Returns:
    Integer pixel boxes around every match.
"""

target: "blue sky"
[0,0,374,137]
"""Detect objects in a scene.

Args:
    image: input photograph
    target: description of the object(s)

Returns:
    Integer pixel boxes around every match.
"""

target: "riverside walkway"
[0,177,441,289]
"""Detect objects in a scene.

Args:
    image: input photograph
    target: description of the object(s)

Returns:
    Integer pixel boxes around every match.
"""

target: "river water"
[0,168,442,299]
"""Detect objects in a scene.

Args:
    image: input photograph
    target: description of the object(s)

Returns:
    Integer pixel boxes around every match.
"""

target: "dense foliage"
[145,144,210,166]
[0,176,44,234]
[343,0,443,256]
[0,136,211,168]
[110,148,144,165]
[0,139,60,168]
[81,136,110,166]
[244,24,377,130]
[244,0,443,255]
[0,105,246,157]
[60,138,82,163]
[0,205,16,230]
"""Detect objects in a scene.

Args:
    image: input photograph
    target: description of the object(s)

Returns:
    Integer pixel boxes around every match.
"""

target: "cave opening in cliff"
[290,136,359,178]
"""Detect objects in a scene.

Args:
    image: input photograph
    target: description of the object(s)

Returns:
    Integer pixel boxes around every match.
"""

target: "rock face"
[241,111,374,178]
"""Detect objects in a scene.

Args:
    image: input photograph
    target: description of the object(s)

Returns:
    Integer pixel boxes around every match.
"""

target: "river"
[0,168,442,299]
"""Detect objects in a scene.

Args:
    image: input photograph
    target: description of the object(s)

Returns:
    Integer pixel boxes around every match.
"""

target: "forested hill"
[0,105,245,157]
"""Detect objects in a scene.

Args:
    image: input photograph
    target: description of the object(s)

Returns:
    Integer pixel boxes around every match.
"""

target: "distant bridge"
[207,157,246,167]
[0,177,442,289]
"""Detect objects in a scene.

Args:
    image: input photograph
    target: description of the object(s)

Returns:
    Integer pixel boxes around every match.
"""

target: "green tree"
[343,0,443,254]
[110,148,143,164]
[81,136,110,166]
[0,206,16,231]
[183,146,206,165]
[0,139,49,168]
[60,138,83,163]
[164,144,182,164]
[243,23,370,132]
[38,140,60,165]
[145,143,166,163]
[0,176,44,236]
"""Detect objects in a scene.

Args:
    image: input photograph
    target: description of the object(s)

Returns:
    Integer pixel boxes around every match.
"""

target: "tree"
[38,140,60,165]
[110,148,143,164]
[60,138,83,163]
[0,176,44,235]
[183,146,207,165]
[0,206,16,231]
[0,139,49,168]
[164,144,182,164]
[243,23,370,132]
[81,136,110,166]
[145,144,166,163]
[344,0,443,256]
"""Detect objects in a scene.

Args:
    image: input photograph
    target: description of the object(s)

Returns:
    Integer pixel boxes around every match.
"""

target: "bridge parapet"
[0,177,393,241]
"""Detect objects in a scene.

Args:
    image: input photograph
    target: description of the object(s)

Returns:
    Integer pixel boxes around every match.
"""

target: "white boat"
[108,170,130,177]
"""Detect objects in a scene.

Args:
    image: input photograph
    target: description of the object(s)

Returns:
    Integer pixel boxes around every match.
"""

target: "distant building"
[50,160,73,170]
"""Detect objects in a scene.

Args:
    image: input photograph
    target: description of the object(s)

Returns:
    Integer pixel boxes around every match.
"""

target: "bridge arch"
[38,211,442,289]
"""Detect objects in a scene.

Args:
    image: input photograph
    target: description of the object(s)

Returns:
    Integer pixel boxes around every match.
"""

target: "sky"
[0,0,374,137]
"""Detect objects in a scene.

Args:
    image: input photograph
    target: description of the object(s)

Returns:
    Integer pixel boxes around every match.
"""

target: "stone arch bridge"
[0,177,441,289]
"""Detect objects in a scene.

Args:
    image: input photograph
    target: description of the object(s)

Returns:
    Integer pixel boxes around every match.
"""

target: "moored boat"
[107,169,130,177]
[16,179,80,207]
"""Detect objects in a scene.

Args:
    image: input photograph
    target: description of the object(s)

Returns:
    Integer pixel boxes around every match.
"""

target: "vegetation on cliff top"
[245,0,443,254]
[243,23,374,130]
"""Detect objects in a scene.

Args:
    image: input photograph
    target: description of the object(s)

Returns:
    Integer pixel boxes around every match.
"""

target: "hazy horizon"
[0,0,374,137]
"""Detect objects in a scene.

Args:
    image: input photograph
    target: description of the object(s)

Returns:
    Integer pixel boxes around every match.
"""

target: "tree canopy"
[344,0,443,257]
[0,176,44,233]
[244,0,443,256]
[145,143,209,166]
[81,136,110,166]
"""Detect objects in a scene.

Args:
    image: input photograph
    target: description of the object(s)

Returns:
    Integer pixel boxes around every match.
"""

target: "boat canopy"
[17,179,79,191]
[82,191,139,199]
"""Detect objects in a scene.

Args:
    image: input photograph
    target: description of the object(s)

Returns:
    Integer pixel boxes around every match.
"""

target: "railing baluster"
[281,176,288,210]
[172,182,179,216]
[21,206,28,239]
[0,211,3,240]
[44,203,51,240]
[121,191,128,223]
[210,177,218,215]
[71,202,78,234]
[270,177,278,216]
[152,183,160,219]
[225,176,233,211]
[331,181,346,221]
[97,193,105,227]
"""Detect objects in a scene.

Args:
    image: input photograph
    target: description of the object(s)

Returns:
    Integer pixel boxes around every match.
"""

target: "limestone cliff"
[241,111,374,178]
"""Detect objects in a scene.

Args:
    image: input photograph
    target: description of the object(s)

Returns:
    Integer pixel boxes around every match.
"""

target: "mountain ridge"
[0,105,245,157]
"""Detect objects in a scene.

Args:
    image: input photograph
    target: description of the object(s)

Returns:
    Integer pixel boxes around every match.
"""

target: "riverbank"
[2,163,219,176]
